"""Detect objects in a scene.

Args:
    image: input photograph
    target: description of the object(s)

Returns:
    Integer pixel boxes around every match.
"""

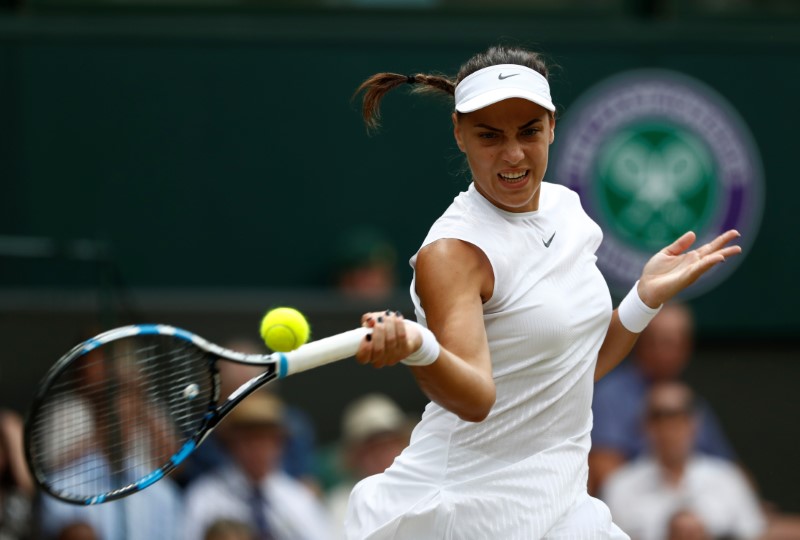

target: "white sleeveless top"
[346,182,613,539]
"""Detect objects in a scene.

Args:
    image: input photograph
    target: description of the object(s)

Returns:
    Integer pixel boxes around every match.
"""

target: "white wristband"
[401,320,440,367]
[618,281,663,333]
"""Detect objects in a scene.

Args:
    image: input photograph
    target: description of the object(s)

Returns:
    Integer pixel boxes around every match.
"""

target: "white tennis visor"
[454,64,555,114]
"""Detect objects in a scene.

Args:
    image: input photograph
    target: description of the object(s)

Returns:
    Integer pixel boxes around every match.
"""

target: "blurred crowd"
[590,303,800,540]
[2,358,413,540]
[2,300,799,540]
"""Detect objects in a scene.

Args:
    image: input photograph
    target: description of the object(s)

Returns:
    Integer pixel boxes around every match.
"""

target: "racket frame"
[24,324,365,505]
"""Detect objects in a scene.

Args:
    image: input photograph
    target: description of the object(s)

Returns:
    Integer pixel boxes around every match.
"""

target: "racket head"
[24,325,225,504]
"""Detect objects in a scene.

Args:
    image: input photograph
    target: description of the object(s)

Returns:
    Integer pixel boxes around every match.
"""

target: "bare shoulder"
[416,238,494,303]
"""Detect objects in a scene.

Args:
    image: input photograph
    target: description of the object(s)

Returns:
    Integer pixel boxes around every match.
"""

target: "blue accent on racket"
[171,327,196,343]
[171,440,196,466]
[85,494,106,505]
[81,338,102,353]
[136,324,162,335]
[278,353,288,379]
[136,469,164,490]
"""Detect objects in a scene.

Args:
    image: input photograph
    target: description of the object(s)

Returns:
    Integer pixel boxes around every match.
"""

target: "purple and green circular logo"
[551,69,763,299]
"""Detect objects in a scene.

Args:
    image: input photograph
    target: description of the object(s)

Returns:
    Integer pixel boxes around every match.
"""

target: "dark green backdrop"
[1,11,798,337]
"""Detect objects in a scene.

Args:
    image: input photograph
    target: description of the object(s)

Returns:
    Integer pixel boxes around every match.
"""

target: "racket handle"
[281,327,370,377]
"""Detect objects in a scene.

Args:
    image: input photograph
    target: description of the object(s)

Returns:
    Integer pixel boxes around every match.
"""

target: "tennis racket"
[24,323,369,505]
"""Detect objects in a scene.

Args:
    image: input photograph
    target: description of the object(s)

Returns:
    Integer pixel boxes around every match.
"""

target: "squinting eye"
[521,128,540,137]
[478,132,497,139]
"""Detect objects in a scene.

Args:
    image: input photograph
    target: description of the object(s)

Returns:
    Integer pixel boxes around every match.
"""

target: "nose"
[501,139,524,164]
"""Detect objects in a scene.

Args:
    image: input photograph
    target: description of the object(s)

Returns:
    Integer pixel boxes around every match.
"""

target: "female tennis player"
[348,45,742,539]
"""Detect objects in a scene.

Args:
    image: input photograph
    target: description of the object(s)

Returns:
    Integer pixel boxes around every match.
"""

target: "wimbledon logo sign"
[551,69,763,299]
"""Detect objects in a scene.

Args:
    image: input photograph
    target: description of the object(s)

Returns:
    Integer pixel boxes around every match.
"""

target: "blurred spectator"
[601,381,766,540]
[183,391,331,540]
[332,226,398,301]
[0,409,34,540]
[666,510,710,540]
[55,522,98,540]
[590,302,736,495]
[203,519,254,540]
[174,338,319,493]
[325,394,411,539]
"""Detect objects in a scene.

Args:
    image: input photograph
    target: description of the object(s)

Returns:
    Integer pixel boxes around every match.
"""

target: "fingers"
[662,231,697,256]
[695,229,742,258]
[640,229,744,305]
[662,229,742,267]
[688,230,742,275]
[372,312,396,364]
[355,310,408,368]
[716,244,743,261]
[690,253,726,277]
[685,235,743,281]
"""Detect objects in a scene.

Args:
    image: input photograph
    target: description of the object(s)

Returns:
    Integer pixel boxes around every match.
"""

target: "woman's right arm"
[356,238,496,422]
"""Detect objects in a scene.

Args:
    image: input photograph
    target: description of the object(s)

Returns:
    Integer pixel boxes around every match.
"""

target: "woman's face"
[453,98,555,213]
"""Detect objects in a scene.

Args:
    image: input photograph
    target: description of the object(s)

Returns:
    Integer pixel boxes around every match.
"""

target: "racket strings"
[28,335,215,500]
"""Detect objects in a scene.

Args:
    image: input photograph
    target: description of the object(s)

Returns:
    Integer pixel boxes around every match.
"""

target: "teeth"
[499,170,528,182]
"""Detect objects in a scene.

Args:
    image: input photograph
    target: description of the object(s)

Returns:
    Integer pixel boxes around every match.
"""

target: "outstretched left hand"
[637,229,743,308]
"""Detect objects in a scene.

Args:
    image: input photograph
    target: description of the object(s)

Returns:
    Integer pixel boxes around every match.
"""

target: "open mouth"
[498,170,529,184]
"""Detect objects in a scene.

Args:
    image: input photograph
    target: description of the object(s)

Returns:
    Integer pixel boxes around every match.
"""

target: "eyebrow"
[474,118,543,132]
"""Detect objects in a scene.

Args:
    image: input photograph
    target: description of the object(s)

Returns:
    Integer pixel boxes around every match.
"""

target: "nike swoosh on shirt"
[543,232,556,248]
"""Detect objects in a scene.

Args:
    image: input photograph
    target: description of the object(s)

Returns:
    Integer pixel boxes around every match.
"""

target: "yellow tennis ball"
[259,307,310,352]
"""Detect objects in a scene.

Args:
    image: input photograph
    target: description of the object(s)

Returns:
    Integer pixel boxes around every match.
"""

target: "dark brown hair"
[354,45,551,131]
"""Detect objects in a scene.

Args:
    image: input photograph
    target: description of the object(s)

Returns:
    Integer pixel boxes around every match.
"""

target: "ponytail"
[354,72,455,131]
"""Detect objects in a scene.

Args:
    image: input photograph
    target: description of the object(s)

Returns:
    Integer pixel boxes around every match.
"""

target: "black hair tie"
[407,74,416,85]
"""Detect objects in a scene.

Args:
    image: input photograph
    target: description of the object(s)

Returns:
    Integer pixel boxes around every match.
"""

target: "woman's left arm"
[595,229,742,381]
